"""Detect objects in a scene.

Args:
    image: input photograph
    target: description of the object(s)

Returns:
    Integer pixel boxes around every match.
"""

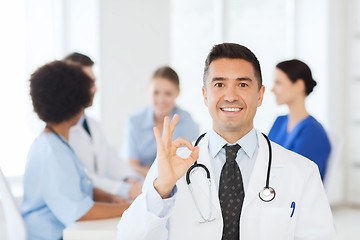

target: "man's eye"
[215,83,224,87]
[240,83,248,87]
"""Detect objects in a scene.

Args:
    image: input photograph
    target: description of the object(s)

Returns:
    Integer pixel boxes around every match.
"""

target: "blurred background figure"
[64,52,142,200]
[121,66,199,177]
[268,59,331,180]
[21,61,130,240]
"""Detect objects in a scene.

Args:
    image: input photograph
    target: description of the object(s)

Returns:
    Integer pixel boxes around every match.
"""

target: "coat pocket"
[259,207,293,240]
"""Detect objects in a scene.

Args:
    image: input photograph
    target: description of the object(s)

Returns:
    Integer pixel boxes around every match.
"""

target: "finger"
[172,137,194,151]
[153,127,164,153]
[171,137,194,156]
[187,146,199,165]
[169,114,180,138]
[162,116,171,147]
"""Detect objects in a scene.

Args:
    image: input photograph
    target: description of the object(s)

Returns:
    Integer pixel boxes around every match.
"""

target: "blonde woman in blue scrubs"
[121,66,199,177]
[21,61,130,240]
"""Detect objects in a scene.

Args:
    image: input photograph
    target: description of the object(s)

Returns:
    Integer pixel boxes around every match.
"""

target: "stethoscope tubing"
[261,133,272,189]
[186,132,275,202]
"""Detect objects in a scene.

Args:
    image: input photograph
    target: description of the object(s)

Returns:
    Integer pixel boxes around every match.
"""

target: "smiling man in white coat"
[117,43,337,240]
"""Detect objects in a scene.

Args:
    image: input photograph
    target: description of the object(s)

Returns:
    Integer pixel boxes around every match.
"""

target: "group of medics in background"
[19,42,333,239]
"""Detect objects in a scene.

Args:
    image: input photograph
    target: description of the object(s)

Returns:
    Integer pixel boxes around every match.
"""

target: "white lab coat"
[69,116,140,196]
[118,129,336,240]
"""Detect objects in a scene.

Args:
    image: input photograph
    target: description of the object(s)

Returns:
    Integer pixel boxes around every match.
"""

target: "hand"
[153,114,199,199]
[128,182,143,199]
[111,195,130,205]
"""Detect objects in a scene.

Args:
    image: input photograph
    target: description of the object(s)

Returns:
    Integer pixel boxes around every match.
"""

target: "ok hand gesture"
[153,114,199,199]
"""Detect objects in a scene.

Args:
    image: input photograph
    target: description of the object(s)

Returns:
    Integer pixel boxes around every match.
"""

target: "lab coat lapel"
[72,119,93,144]
[190,134,222,220]
[242,130,284,211]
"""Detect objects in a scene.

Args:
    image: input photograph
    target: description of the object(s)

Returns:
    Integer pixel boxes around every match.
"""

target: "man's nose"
[223,86,239,102]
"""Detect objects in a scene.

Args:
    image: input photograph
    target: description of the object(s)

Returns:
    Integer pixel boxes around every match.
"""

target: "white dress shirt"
[147,128,258,216]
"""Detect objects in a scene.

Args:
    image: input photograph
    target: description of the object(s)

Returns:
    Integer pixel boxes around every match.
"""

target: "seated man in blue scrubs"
[268,59,331,180]
[21,61,130,240]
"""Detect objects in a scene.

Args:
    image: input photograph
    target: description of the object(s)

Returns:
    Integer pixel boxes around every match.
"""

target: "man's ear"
[257,85,265,107]
[202,87,208,107]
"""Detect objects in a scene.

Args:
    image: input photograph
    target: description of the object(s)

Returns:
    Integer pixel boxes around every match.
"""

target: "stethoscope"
[45,125,93,184]
[185,132,276,223]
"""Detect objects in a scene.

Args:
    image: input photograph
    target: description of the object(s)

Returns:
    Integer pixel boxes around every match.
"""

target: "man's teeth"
[222,108,241,112]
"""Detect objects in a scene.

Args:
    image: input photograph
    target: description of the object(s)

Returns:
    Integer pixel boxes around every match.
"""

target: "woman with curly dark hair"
[20,61,130,240]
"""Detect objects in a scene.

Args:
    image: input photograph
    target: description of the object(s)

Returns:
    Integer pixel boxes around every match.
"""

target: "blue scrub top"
[268,115,331,180]
[21,132,95,240]
[121,106,199,166]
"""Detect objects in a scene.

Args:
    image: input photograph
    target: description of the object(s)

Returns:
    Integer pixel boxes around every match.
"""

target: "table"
[63,217,121,240]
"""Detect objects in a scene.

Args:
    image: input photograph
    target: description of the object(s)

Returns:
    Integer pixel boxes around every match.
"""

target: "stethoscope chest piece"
[259,187,276,202]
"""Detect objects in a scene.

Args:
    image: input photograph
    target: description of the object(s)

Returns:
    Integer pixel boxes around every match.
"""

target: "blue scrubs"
[268,115,331,179]
[121,106,199,166]
[21,132,95,240]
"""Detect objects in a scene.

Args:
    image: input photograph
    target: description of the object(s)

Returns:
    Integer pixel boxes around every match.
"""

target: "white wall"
[99,0,171,149]
[326,0,348,205]
[0,1,27,177]
[345,0,360,205]
[295,0,345,205]
[170,0,215,133]
[294,0,328,127]
[0,0,66,177]
[63,0,101,120]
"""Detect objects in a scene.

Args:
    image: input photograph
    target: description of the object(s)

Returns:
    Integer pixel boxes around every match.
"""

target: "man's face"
[82,66,96,107]
[202,58,265,139]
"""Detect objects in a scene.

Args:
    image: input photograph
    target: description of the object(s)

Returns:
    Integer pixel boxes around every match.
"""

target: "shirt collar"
[208,128,257,159]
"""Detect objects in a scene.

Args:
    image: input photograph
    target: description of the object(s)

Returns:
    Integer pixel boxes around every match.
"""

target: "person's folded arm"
[78,201,130,221]
[93,187,128,204]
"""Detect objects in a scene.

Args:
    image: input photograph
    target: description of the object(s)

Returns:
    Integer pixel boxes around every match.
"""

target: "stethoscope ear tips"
[259,187,276,202]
